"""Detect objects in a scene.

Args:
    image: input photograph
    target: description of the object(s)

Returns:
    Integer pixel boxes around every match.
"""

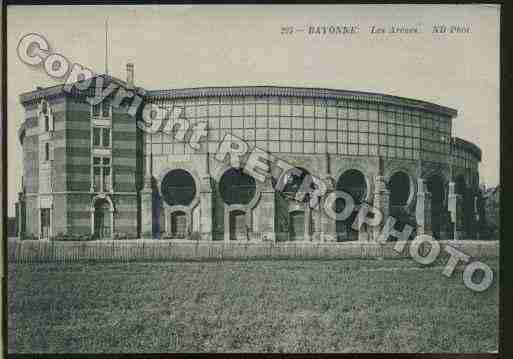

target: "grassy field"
[8,258,498,353]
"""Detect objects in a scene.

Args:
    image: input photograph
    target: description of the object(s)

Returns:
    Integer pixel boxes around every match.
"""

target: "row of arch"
[154,167,476,241]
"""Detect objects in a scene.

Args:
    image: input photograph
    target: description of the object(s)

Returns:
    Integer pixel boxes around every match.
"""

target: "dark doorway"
[94,199,111,239]
[427,175,445,239]
[336,169,367,241]
[289,210,305,241]
[229,210,247,241]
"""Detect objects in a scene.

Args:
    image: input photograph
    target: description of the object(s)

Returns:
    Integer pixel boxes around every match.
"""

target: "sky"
[6,4,500,216]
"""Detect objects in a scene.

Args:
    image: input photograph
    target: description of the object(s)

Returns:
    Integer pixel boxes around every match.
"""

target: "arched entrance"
[336,169,367,241]
[389,171,410,209]
[160,169,197,238]
[427,174,446,239]
[219,168,257,241]
[93,198,112,239]
[456,175,472,238]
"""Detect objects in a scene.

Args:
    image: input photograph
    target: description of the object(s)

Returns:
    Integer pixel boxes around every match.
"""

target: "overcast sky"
[6,4,500,216]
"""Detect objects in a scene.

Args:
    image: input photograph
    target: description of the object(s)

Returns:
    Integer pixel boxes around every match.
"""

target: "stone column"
[415,178,432,236]
[372,175,389,242]
[199,176,213,241]
[448,181,464,240]
[474,195,480,240]
[140,134,154,239]
[258,177,276,242]
[320,176,336,242]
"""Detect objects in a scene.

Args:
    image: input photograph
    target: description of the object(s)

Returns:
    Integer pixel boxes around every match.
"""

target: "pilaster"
[448,181,464,240]
[415,178,432,236]
[372,175,389,241]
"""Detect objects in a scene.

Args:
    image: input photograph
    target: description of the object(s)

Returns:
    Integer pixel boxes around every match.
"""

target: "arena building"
[16,65,482,242]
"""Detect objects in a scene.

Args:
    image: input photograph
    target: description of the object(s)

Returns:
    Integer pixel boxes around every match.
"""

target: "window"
[102,128,110,147]
[102,98,111,117]
[92,99,110,118]
[40,100,52,132]
[92,103,101,117]
[92,156,112,192]
[92,127,111,148]
[44,142,50,161]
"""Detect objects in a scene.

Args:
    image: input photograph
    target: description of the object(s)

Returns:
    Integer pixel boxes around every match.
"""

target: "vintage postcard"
[5,4,499,353]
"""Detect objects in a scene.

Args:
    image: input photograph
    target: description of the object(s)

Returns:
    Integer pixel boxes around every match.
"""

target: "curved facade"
[17,76,483,241]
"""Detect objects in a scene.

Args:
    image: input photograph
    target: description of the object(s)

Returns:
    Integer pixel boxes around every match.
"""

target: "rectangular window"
[304,117,314,129]
[304,130,314,141]
[280,129,291,140]
[304,106,314,117]
[256,104,267,116]
[269,141,279,153]
[280,116,291,128]
[244,116,255,128]
[93,166,101,192]
[327,131,337,142]
[103,167,111,192]
[292,104,302,116]
[245,104,255,116]
[304,142,314,153]
[93,127,101,146]
[256,129,267,140]
[315,142,326,153]
[44,142,50,161]
[269,117,280,128]
[280,141,291,152]
[315,130,326,142]
[221,105,231,117]
[338,143,347,154]
[93,103,101,117]
[102,98,111,117]
[233,104,243,116]
[92,127,111,148]
[93,156,112,192]
[269,104,280,116]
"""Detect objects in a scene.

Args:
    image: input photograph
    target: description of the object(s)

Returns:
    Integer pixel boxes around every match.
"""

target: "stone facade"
[16,76,483,241]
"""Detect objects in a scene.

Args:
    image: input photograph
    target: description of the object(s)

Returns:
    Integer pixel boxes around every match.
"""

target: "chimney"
[126,63,134,88]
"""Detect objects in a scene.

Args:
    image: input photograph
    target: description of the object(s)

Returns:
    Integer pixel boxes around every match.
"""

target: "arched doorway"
[389,171,410,209]
[427,174,446,240]
[170,211,187,238]
[336,169,367,241]
[388,171,410,217]
[289,210,305,241]
[219,168,257,241]
[93,198,112,239]
[229,210,247,241]
[456,175,472,238]
[161,169,196,238]
[388,171,416,240]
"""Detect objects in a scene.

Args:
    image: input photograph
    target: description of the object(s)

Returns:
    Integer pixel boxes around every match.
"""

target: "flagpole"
[105,18,109,76]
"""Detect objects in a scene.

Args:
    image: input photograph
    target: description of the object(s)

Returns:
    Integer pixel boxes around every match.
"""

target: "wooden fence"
[7,239,499,263]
